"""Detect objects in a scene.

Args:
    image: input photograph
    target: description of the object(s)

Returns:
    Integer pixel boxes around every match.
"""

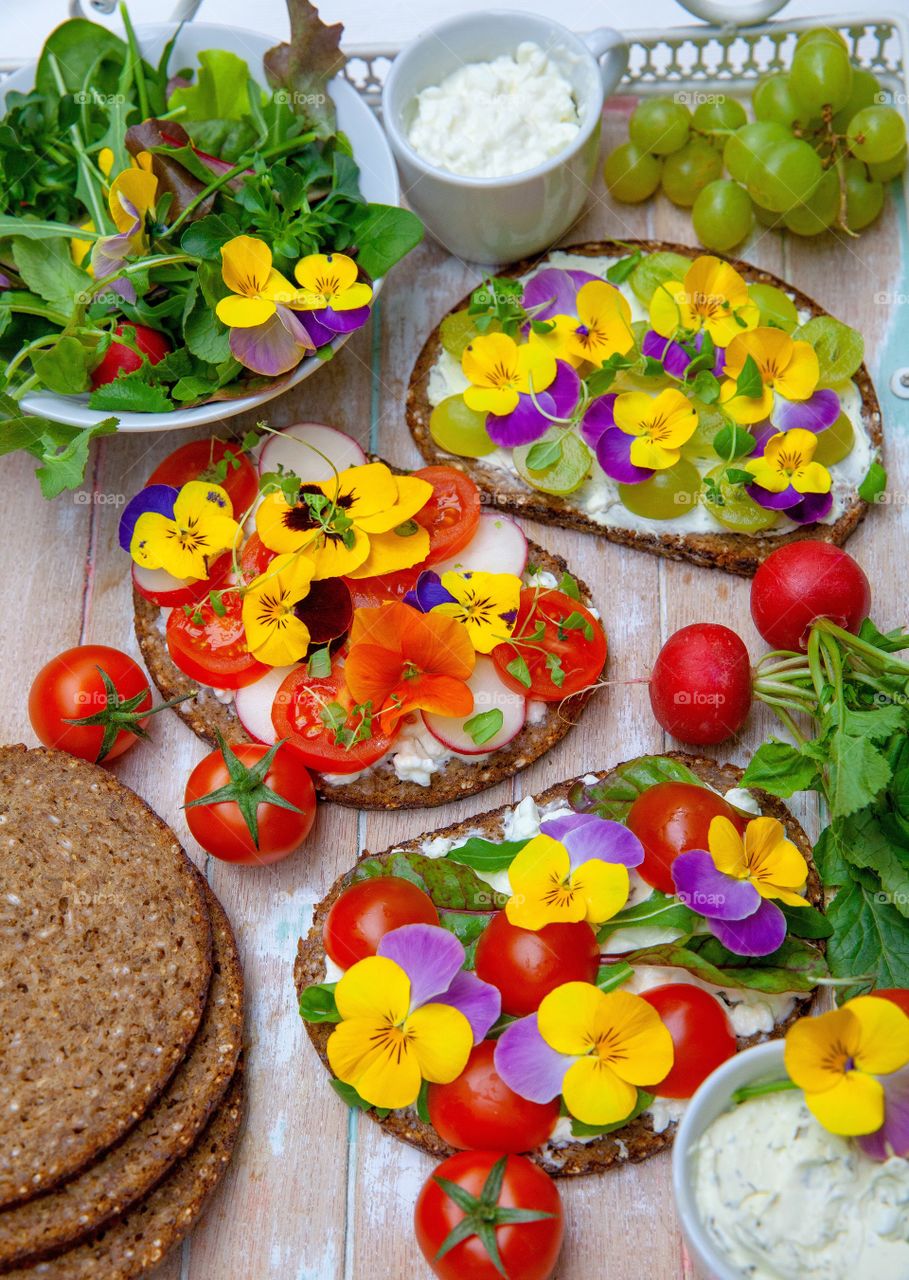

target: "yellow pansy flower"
[241,552,315,666]
[612,387,699,471]
[649,255,759,348]
[462,333,557,417]
[505,833,630,932]
[547,280,634,368]
[720,326,820,425]
[709,815,811,906]
[292,252,373,312]
[215,235,307,330]
[743,429,832,498]
[429,571,521,654]
[130,481,240,580]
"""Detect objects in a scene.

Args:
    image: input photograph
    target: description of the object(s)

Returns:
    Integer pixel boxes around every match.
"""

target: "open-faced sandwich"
[295,753,830,1174]
[406,241,884,576]
[129,424,607,809]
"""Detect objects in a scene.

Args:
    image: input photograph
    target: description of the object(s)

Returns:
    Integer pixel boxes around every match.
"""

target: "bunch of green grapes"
[603,26,907,250]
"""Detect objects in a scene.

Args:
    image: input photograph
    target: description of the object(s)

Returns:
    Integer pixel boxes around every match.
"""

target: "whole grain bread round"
[295,752,823,1178]
[2,1068,244,1280]
[134,540,600,810]
[0,877,243,1271]
[0,746,212,1210]
[406,240,883,577]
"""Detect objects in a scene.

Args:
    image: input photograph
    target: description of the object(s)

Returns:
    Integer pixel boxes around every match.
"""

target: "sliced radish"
[423,657,526,755]
[234,664,302,744]
[132,563,205,608]
[430,513,528,578]
[258,423,368,483]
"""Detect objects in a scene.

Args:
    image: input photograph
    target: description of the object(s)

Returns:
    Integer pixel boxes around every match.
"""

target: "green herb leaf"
[597,891,697,943]
[89,374,173,414]
[625,935,828,993]
[606,249,645,284]
[346,203,425,279]
[828,733,892,817]
[12,235,91,313]
[352,851,506,911]
[559,610,594,642]
[298,982,340,1023]
[307,647,332,678]
[780,902,834,940]
[438,910,490,968]
[570,1089,654,1137]
[557,572,581,601]
[505,655,532,689]
[31,336,92,395]
[545,652,565,688]
[525,437,563,471]
[393,519,419,537]
[858,461,887,504]
[596,960,634,992]
[713,424,757,462]
[444,837,529,874]
[735,353,763,399]
[464,709,504,746]
[826,874,909,998]
[742,742,822,798]
[330,1078,391,1119]
[690,370,721,403]
[416,1080,431,1124]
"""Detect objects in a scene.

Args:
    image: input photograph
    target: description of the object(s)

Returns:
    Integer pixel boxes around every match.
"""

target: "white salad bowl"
[0,22,399,433]
[672,1040,786,1280]
[382,10,628,265]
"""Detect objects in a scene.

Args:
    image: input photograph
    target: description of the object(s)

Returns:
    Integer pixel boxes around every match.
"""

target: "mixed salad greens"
[0,0,422,497]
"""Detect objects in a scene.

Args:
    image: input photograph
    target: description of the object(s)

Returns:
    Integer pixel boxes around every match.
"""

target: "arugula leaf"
[596,960,634,992]
[298,982,340,1023]
[352,851,506,910]
[780,902,834,940]
[444,837,529,874]
[826,874,909,998]
[596,891,697,943]
[576,755,705,822]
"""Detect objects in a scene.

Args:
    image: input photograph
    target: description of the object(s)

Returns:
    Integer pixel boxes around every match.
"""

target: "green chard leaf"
[597,891,698,943]
[352,851,505,910]
[576,755,705,822]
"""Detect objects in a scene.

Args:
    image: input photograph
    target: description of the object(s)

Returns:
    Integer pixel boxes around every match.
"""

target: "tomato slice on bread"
[147,438,258,515]
[166,592,267,689]
[412,465,481,565]
[492,588,606,702]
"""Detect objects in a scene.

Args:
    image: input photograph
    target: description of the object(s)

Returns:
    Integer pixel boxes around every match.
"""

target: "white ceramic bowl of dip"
[673,1040,786,1280]
[381,11,628,265]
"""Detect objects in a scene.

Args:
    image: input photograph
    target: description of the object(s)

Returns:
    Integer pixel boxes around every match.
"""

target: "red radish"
[430,512,528,578]
[649,624,752,745]
[131,551,232,608]
[90,323,171,388]
[751,541,871,652]
[423,657,526,754]
[258,423,367,483]
[235,664,301,744]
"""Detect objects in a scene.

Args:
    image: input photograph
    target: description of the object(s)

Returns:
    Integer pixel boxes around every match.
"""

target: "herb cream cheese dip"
[692,1089,909,1279]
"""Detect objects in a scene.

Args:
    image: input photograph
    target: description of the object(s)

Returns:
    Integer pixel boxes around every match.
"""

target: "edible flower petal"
[649,256,758,348]
[462,333,557,417]
[642,328,725,381]
[215,236,316,375]
[428,571,521,653]
[505,832,630,932]
[540,812,645,868]
[241,551,315,665]
[118,484,178,553]
[130,480,239,579]
[293,252,373,313]
[744,429,833,524]
[720,327,819,425]
[858,1065,909,1160]
[485,360,582,448]
[547,280,634,368]
[601,388,698,478]
[377,924,500,1041]
[521,267,601,323]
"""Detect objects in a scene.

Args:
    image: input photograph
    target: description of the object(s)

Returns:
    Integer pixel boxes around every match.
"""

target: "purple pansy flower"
[671,849,787,957]
[376,924,501,1042]
[642,328,725,381]
[521,267,602,323]
[858,1065,909,1160]
[771,387,840,434]
[403,570,457,613]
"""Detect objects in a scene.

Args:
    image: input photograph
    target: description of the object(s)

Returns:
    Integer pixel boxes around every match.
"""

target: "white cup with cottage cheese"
[381,11,627,264]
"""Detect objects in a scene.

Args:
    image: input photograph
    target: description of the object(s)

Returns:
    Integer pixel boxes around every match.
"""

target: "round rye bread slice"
[0,746,212,1210]
[295,753,824,1178]
[406,239,883,578]
[0,877,244,1270]
[1,1068,244,1280]
[133,540,600,811]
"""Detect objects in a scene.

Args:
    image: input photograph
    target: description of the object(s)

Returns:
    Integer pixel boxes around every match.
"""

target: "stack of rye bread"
[0,745,245,1279]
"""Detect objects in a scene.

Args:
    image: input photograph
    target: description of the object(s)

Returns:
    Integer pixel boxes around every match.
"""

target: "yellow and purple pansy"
[649,255,759,348]
[215,235,315,376]
[720,327,840,434]
[91,153,157,301]
[290,252,373,345]
[126,480,240,580]
[461,332,561,446]
[521,266,602,324]
[403,569,521,653]
[326,923,500,1110]
[672,815,810,956]
[546,280,635,369]
[742,427,833,525]
[594,388,699,485]
[494,984,674,1127]
[642,327,726,381]
[785,996,909,1156]
[504,813,644,932]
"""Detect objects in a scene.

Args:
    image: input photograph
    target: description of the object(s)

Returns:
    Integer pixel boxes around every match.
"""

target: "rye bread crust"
[294,753,822,1178]
[0,747,213,1210]
[0,878,244,1272]
[134,541,600,810]
[405,239,883,577]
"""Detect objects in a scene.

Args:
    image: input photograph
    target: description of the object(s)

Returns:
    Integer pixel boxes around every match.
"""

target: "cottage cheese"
[693,1091,909,1280]
[406,43,581,179]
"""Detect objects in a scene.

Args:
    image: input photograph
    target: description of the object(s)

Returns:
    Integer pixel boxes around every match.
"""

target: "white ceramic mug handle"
[583,29,630,98]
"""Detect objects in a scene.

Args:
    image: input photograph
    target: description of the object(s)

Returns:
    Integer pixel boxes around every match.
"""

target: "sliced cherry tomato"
[184,740,316,865]
[640,984,737,1098]
[427,1041,559,1152]
[412,465,481,565]
[474,912,599,1016]
[239,532,276,581]
[166,592,267,689]
[342,563,422,610]
[28,645,152,763]
[415,1151,563,1280]
[626,781,747,895]
[271,655,399,774]
[492,588,607,702]
[323,876,440,968]
[132,550,233,609]
[147,438,258,516]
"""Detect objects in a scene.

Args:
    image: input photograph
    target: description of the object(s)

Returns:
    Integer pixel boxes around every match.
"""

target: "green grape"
[681,403,727,461]
[795,26,848,52]
[430,395,496,458]
[748,139,823,212]
[661,139,723,206]
[783,167,840,235]
[724,121,791,184]
[629,251,691,305]
[831,68,882,133]
[847,105,907,164]
[793,315,864,382]
[693,96,747,139]
[813,411,855,465]
[629,98,692,156]
[843,157,885,229]
[753,74,804,129]
[618,459,701,520]
[604,142,662,202]
[868,144,908,182]
[692,179,754,252]
[513,432,592,495]
[791,40,854,115]
[440,310,500,359]
[753,201,784,228]
[747,283,799,331]
[701,465,777,533]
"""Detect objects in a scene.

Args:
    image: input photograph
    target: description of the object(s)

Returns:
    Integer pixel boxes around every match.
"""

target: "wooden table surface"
[1,102,905,1280]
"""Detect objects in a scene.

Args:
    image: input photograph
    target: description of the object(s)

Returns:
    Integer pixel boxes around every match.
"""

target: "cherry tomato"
[751,541,872,652]
[239,532,276,581]
[626,781,747,895]
[492,589,607,702]
[147,438,259,516]
[640,984,737,1098]
[427,1041,559,1152]
[184,741,316,865]
[649,623,753,745]
[166,592,267,689]
[28,645,152,763]
[873,989,909,1018]
[412,466,481,564]
[271,655,399,774]
[323,876,440,968]
[415,1151,563,1280]
[474,912,599,1016]
[90,323,171,389]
